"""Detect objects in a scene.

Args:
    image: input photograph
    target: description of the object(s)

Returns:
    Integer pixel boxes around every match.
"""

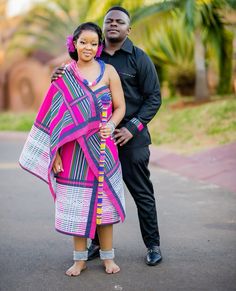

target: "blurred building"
[0,0,69,112]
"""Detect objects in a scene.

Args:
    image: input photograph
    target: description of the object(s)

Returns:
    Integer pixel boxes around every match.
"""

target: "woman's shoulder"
[104,63,118,76]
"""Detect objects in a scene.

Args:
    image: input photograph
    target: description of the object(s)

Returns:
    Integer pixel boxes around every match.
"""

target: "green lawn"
[0,112,36,131]
[149,94,236,154]
[0,95,235,154]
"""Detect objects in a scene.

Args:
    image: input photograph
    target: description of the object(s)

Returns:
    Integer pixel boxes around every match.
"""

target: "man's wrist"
[124,118,144,136]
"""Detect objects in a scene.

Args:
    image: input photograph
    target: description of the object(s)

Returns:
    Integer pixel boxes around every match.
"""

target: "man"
[53,6,162,266]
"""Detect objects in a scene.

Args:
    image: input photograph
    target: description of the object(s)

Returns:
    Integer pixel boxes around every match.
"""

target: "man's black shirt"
[101,38,162,148]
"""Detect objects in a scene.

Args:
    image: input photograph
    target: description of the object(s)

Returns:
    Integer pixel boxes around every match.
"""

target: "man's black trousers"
[92,146,160,248]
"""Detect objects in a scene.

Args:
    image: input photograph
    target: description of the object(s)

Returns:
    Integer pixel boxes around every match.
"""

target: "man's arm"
[115,51,161,146]
[124,50,162,137]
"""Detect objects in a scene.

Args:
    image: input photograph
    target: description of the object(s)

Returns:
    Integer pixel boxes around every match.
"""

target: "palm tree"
[131,0,235,100]
[145,13,195,96]
[8,0,235,100]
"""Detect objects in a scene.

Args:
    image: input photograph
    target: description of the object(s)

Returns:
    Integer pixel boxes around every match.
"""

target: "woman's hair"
[69,22,103,61]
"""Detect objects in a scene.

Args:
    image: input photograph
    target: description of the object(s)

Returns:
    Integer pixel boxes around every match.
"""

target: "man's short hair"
[105,6,130,19]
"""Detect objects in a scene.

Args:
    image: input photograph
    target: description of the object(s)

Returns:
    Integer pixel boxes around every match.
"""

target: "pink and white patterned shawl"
[19,61,125,238]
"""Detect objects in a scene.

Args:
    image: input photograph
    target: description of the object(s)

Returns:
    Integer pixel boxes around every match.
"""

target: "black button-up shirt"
[101,38,162,148]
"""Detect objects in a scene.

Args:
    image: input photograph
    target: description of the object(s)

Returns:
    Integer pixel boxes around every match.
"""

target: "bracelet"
[107,120,116,134]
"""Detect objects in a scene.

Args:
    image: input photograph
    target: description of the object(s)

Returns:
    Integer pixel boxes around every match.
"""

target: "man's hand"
[114,127,133,146]
[51,64,66,82]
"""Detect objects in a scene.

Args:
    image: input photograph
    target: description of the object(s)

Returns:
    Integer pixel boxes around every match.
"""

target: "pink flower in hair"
[66,35,75,52]
[96,44,103,58]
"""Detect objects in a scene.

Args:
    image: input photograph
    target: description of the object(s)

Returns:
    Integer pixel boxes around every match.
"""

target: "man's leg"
[119,146,162,265]
[88,230,100,260]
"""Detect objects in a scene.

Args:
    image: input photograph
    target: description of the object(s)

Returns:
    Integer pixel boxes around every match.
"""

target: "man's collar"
[120,37,133,54]
[103,37,133,54]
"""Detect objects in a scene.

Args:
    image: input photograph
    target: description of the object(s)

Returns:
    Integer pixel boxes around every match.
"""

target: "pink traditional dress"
[19,60,125,239]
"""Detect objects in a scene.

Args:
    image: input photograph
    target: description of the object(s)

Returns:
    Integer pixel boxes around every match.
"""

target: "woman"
[19,22,126,276]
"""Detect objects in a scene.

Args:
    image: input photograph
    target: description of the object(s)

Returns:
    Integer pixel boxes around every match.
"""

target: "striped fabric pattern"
[19,124,50,183]
[96,92,110,225]
[19,61,125,238]
[130,117,144,131]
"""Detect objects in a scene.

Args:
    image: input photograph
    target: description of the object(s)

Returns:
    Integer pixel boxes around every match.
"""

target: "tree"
[8,0,235,99]
[132,0,235,100]
[145,13,195,96]
[8,0,95,57]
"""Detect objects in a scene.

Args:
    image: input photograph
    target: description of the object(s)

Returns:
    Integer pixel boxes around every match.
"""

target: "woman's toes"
[103,259,120,274]
[113,265,120,273]
[65,261,86,276]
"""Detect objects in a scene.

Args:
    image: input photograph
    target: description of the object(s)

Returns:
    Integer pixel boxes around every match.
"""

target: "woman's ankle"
[73,250,88,261]
[99,248,114,260]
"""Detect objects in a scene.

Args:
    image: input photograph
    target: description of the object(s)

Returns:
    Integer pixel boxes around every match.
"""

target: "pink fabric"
[19,62,125,238]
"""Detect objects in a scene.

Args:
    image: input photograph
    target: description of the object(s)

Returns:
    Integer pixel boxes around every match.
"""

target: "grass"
[0,95,235,154]
[0,112,36,131]
[149,94,236,154]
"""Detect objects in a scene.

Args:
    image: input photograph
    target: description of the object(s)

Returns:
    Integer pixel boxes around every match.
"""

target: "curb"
[1,132,235,193]
[150,143,236,193]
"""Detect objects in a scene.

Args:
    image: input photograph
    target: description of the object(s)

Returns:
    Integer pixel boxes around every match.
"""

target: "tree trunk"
[217,30,233,95]
[194,30,209,101]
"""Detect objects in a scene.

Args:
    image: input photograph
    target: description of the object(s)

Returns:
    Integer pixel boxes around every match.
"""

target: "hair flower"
[66,35,75,52]
[96,44,103,58]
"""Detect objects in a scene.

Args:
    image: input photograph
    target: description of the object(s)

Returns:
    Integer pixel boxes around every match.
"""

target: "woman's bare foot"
[103,259,120,274]
[65,261,87,276]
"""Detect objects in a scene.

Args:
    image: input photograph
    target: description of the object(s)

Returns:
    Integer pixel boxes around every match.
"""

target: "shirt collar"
[102,37,133,55]
[120,38,133,54]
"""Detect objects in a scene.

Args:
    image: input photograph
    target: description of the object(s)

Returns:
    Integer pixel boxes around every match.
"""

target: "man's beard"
[106,36,123,43]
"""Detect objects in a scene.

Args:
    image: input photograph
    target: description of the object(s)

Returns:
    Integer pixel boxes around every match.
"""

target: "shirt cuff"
[124,118,144,136]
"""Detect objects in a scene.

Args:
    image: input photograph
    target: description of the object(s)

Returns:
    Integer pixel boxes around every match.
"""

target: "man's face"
[103,10,131,43]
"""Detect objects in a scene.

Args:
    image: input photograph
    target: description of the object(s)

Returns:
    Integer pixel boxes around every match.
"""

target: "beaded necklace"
[71,59,105,87]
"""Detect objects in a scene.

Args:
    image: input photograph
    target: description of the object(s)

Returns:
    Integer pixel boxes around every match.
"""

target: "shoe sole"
[145,258,162,266]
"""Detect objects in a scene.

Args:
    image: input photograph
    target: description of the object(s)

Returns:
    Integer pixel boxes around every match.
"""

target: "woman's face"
[74,30,99,62]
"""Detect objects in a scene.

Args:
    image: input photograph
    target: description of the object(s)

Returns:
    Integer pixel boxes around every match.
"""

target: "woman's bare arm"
[100,64,125,138]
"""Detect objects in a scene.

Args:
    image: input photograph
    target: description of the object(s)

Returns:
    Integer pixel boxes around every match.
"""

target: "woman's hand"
[53,151,64,174]
[99,121,115,139]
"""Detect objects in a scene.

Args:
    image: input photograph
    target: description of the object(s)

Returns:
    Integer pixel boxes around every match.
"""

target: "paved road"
[0,139,236,291]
